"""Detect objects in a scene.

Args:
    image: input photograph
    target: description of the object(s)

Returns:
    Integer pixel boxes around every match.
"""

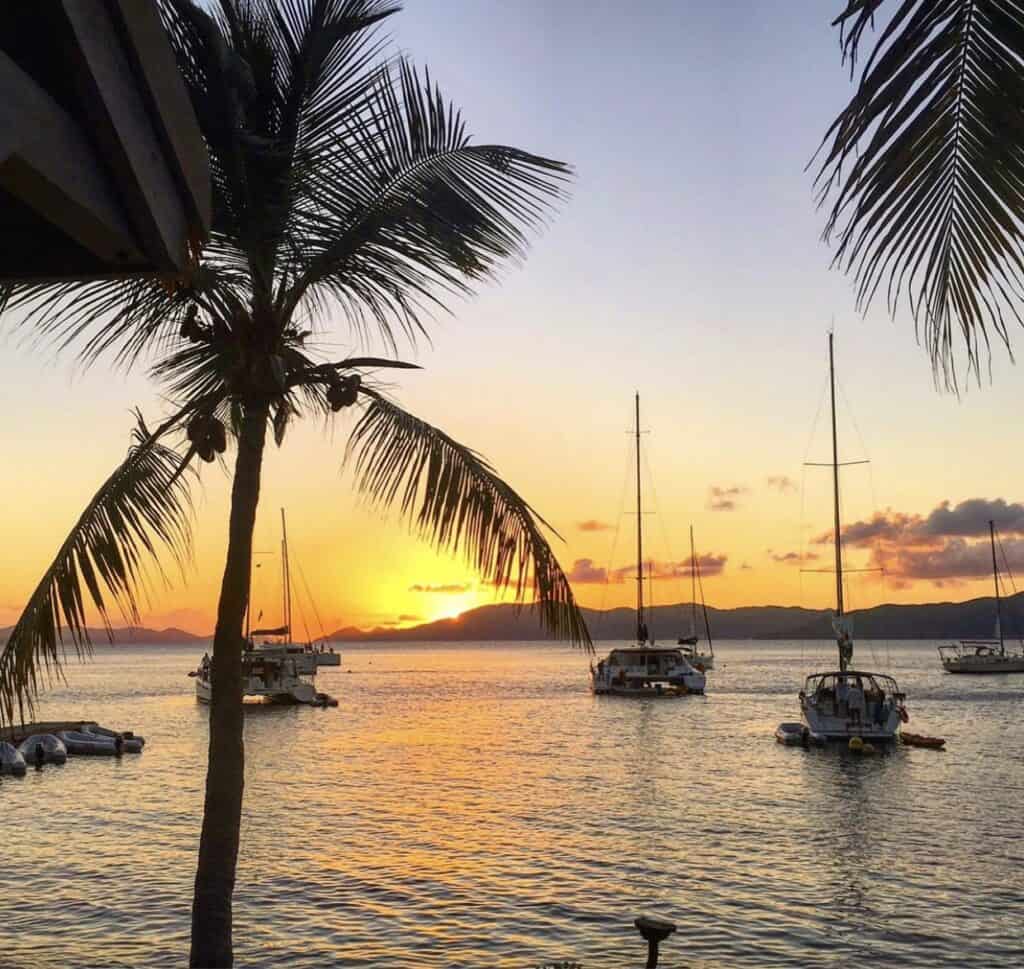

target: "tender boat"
[901,732,946,750]
[191,509,340,706]
[678,524,715,671]
[775,722,824,746]
[17,733,68,765]
[57,726,144,756]
[797,335,908,742]
[1,741,27,776]
[590,395,706,698]
[938,521,1024,674]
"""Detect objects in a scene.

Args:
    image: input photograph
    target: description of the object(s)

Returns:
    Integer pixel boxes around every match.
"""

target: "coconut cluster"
[188,413,227,463]
[327,373,360,411]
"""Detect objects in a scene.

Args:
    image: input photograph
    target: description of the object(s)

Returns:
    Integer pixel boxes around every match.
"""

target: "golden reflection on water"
[1,642,1022,968]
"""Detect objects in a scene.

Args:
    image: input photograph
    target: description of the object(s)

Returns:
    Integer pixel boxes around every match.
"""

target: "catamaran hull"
[196,677,320,705]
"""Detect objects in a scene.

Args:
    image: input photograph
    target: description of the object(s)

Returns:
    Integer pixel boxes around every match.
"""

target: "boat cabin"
[591,646,706,696]
[801,670,903,723]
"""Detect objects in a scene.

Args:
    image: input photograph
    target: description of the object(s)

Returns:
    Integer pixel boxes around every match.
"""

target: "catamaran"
[938,521,1024,673]
[190,509,340,706]
[677,525,715,671]
[797,335,907,741]
[590,395,706,697]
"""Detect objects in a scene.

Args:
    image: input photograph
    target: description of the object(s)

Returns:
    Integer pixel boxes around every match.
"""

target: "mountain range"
[2,592,1019,644]
[327,592,1024,642]
[0,625,207,645]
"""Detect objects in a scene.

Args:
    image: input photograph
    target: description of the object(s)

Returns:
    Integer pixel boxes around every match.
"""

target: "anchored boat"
[590,395,706,697]
[938,521,1024,674]
[796,335,907,742]
[191,509,340,706]
[677,525,715,671]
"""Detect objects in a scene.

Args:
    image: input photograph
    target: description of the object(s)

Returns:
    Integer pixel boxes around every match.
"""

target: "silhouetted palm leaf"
[0,416,195,725]
[346,391,592,651]
[816,0,1024,386]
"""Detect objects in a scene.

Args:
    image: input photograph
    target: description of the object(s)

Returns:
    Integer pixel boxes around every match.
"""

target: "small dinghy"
[58,730,118,756]
[1,741,27,776]
[83,724,145,753]
[775,722,824,746]
[17,734,68,765]
[901,732,946,750]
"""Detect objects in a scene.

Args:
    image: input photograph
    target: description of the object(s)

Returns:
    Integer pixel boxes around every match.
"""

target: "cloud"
[740,562,753,571]
[577,519,614,532]
[886,537,1024,582]
[920,498,1024,538]
[769,550,820,565]
[567,559,609,584]
[707,485,748,512]
[568,554,728,585]
[611,554,727,581]
[811,497,1024,585]
[408,583,473,594]
[398,614,423,622]
[766,475,797,494]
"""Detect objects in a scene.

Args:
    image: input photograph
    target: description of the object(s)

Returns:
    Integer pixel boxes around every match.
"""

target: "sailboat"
[590,396,707,697]
[677,525,715,671]
[797,335,908,741]
[190,509,340,706]
[938,521,1024,673]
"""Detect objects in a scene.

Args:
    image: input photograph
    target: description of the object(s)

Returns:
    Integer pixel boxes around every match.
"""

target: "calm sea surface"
[1,640,1022,968]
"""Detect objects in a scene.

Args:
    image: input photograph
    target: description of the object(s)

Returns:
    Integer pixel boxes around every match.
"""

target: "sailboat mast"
[690,525,697,637]
[828,333,849,673]
[635,393,645,643]
[989,520,1004,655]
[281,508,293,638]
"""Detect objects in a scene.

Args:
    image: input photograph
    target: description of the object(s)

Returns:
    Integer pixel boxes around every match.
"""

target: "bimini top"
[803,670,901,693]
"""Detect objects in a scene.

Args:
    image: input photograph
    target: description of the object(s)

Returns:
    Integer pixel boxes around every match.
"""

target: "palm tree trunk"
[190,402,269,968]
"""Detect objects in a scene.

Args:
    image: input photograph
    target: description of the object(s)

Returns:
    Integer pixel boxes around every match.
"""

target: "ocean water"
[1,640,1022,969]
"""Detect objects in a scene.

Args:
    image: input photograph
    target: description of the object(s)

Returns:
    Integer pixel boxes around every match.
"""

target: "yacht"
[590,396,707,697]
[797,335,907,741]
[191,510,340,705]
[938,521,1024,673]
[677,525,715,671]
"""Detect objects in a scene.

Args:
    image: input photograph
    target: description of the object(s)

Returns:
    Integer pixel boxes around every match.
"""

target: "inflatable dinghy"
[0,741,27,776]
[58,730,118,756]
[775,722,824,746]
[17,734,68,765]
[84,724,144,753]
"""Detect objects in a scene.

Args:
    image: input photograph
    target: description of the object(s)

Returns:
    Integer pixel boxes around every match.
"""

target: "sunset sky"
[3,0,1024,636]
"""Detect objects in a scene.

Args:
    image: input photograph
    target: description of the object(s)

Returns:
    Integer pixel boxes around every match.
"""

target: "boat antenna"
[281,508,293,638]
[635,393,646,644]
[828,332,850,672]
[989,520,1004,655]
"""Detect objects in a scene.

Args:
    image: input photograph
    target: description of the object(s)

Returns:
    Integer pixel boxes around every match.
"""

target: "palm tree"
[0,2,590,965]
[815,0,1024,389]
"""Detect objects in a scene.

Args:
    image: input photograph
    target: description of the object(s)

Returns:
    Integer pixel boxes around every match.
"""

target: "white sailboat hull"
[940,654,1024,674]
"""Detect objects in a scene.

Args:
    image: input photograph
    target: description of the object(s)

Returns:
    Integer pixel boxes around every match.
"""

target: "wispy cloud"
[577,519,614,532]
[567,559,608,584]
[769,550,819,565]
[567,553,728,585]
[707,485,748,512]
[408,583,473,594]
[766,475,797,494]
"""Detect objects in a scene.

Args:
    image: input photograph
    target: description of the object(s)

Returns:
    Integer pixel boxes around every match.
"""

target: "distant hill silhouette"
[0,625,207,645]
[326,593,1024,642]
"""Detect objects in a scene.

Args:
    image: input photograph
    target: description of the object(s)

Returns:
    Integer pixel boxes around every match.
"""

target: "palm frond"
[345,391,592,650]
[816,0,1024,387]
[285,59,572,347]
[0,415,196,725]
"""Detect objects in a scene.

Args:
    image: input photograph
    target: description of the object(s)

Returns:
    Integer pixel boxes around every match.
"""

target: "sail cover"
[251,626,289,636]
